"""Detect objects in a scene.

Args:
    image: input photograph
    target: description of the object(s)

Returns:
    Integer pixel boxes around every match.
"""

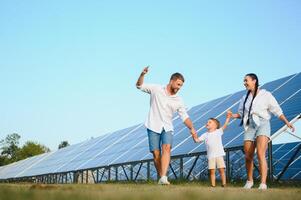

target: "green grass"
[0,182,301,200]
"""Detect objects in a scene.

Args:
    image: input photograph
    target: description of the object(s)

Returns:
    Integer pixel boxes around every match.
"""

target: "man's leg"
[161,130,173,178]
[161,144,171,177]
[147,129,162,178]
[152,150,162,177]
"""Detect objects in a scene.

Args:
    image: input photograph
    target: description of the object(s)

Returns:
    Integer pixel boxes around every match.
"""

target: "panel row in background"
[0,73,300,180]
[94,142,301,182]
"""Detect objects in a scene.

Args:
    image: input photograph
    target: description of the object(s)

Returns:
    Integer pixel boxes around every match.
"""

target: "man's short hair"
[170,72,185,82]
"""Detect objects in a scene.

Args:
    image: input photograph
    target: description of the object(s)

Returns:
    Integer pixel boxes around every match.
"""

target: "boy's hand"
[195,138,201,143]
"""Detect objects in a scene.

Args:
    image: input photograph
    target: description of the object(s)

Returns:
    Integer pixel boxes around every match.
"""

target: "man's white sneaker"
[158,176,170,185]
[258,183,267,190]
[243,180,254,189]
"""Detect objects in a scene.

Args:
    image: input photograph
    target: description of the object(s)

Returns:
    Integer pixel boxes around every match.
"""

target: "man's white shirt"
[138,84,189,133]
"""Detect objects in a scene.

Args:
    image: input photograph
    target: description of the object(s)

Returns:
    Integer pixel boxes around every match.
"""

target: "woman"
[229,73,295,190]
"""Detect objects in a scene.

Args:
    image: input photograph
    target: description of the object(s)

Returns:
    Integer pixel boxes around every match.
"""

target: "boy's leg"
[209,169,216,187]
[219,168,226,186]
[208,158,216,187]
[217,157,226,186]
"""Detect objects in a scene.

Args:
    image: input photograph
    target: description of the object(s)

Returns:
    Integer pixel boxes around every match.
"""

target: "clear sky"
[0,0,300,150]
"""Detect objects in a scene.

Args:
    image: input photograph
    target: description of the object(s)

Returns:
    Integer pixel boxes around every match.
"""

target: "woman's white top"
[238,89,283,130]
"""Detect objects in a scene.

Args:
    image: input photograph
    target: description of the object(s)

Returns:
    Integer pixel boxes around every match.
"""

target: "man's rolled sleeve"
[178,101,189,122]
[137,83,156,94]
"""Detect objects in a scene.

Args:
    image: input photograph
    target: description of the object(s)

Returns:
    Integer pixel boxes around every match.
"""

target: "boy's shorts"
[208,156,226,170]
[147,128,173,152]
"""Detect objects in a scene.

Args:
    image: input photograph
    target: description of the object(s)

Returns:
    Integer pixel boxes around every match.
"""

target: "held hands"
[190,128,199,143]
[226,110,233,119]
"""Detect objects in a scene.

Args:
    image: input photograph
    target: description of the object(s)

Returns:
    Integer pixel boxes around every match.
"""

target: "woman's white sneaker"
[243,180,254,189]
[258,183,268,190]
[158,176,170,185]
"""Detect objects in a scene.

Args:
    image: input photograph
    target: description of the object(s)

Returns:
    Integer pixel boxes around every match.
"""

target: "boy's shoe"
[258,183,268,190]
[158,176,170,185]
[221,184,226,187]
[243,180,254,189]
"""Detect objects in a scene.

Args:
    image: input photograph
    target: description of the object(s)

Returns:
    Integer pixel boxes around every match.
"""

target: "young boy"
[196,112,231,187]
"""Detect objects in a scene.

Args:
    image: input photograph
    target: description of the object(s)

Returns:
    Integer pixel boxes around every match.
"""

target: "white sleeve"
[238,95,246,117]
[198,133,207,142]
[177,99,189,122]
[217,128,224,136]
[268,93,283,117]
[137,83,157,94]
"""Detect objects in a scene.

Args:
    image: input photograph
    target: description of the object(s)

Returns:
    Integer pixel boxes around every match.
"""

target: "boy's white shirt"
[137,83,189,133]
[198,128,225,159]
[238,89,283,130]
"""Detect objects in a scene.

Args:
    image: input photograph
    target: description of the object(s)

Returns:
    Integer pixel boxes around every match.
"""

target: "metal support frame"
[276,143,301,181]
[169,163,178,179]
[134,163,143,181]
[179,158,183,179]
[186,155,199,180]
[122,165,129,181]
[268,141,273,182]
[226,151,231,182]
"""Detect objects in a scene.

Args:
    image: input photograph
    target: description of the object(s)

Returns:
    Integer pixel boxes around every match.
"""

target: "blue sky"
[0,0,300,150]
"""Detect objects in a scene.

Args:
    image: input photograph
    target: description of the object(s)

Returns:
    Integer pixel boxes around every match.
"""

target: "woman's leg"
[256,136,269,184]
[244,141,255,182]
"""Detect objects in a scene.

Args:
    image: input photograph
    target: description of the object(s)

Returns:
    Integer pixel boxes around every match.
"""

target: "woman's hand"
[287,122,295,132]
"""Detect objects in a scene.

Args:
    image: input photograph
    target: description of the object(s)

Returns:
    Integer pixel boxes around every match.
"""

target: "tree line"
[0,133,69,166]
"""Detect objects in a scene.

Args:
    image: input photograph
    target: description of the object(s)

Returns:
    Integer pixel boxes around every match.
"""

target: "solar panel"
[0,73,300,182]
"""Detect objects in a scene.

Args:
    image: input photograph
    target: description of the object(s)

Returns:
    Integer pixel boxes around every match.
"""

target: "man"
[136,66,198,185]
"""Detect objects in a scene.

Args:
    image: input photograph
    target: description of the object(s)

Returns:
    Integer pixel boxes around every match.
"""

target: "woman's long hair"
[240,73,259,126]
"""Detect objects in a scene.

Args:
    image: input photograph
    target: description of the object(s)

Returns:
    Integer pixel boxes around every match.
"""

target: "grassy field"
[0,182,300,200]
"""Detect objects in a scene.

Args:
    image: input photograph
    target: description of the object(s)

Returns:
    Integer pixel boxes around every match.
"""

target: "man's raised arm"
[136,66,149,88]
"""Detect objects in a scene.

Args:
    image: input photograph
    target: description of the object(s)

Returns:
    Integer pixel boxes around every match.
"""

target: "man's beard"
[171,87,179,94]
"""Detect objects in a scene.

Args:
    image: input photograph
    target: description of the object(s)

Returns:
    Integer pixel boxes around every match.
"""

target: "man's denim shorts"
[147,129,173,152]
[244,117,271,141]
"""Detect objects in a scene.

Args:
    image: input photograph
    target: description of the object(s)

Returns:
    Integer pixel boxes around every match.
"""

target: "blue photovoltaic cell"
[273,142,301,180]
[0,153,50,179]
[0,73,300,181]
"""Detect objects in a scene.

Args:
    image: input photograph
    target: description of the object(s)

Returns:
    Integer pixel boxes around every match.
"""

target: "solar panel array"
[0,73,300,181]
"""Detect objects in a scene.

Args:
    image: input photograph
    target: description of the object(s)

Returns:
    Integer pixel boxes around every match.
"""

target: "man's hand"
[141,66,149,75]
[190,128,198,143]
[136,66,149,88]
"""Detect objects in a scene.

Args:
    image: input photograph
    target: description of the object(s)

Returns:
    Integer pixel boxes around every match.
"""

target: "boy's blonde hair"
[209,118,220,129]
